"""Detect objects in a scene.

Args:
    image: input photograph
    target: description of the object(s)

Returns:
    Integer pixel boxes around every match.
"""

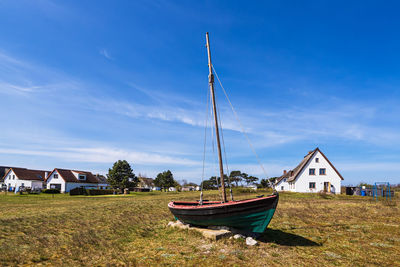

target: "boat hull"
[168,192,279,233]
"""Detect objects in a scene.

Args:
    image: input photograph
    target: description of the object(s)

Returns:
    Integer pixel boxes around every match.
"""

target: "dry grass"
[0,190,399,266]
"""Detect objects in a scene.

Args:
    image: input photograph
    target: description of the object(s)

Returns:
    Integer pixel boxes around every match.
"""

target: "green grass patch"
[0,190,399,266]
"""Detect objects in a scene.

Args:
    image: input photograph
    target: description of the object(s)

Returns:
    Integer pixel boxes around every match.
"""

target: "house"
[137,177,155,189]
[45,168,103,193]
[95,174,110,189]
[181,186,195,191]
[275,148,343,194]
[0,166,13,183]
[3,167,49,191]
[244,184,258,191]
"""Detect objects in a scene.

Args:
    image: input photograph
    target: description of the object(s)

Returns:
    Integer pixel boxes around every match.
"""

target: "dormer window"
[315,158,319,163]
[78,174,86,180]
[54,174,58,179]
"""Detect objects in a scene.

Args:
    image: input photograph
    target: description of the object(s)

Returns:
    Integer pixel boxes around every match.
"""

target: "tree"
[245,175,259,185]
[229,170,243,187]
[260,178,269,188]
[200,179,216,190]
[154,170,176,191]
[260,177,278,188]
[107,160,138,189]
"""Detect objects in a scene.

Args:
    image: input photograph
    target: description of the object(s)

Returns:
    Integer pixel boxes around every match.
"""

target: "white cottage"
[275,148,343,194]
[46,168,103,193]
[3,167,48,191]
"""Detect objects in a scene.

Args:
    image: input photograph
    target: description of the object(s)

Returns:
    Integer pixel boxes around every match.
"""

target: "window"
[309,168,315,175]
[319,168,326,175]
[283,178,287,182]
[281,186,284,190]
[13,175,15,180]
[78,174,86,180]
[309,182,316,189]
[54,174,58,179]
[315,158,319,163]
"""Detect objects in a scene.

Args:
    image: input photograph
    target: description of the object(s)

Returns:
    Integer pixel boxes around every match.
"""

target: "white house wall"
[46,171,66,192]
[294,151,342,194]
[3,170,43,190]
[31,181,43,189]
[275,179,289,191]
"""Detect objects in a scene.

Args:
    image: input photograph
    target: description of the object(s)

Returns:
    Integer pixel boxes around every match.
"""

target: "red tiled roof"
[48,168,100,184]
[6,167,49,181]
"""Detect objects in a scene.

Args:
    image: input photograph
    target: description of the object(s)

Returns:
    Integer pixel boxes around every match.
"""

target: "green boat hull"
[169,193,279,233]
[177,208,276,233]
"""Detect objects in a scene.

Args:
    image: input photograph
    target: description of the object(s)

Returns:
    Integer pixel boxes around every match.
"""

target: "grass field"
[0,190,399,266]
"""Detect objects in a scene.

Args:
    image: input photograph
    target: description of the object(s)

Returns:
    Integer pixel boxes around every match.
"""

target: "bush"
[69,188,115,196]
[69,187,88,196]
[86,189,114,196]
[42,189,60,194]
[233,187,256,194]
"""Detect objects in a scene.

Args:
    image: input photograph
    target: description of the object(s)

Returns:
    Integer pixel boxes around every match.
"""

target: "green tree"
[260,177,278,188]
[154,170,176,191]
[240,172,248,186]
[229,170,243,187]
[245,175,259,185]
[260,178,269,188]
[107,160,138,189]
[201,177,218,190]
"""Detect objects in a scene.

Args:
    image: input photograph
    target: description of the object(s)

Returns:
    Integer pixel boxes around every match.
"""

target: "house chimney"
[44,171,48,179]
[283,170,287,175]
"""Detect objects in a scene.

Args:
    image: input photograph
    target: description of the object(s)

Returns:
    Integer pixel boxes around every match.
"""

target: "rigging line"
[212,65,270,181]
[200,81,211,204]
[215,91,234,201]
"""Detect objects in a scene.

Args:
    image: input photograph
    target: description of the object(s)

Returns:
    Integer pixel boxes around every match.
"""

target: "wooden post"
[206,32,227,202]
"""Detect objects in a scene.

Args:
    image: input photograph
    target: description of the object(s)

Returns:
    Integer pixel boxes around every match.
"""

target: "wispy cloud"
[1,50,400,183]
[0,147,198,166]
[99,49,114,60]
[0,82,40,95]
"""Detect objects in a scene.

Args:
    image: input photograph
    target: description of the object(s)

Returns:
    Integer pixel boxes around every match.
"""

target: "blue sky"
[1,0,400,185]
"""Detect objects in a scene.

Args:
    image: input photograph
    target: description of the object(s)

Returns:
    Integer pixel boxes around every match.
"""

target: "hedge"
[86,189,114,195]
[42,189,61,194]
[69,187,87,196]
[69,188,114,196]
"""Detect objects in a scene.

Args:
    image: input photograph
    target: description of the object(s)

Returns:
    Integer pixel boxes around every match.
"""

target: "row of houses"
[1,148,343,194]
[1,167,109,193]
[0,166,201,193]
[137,176,200,191]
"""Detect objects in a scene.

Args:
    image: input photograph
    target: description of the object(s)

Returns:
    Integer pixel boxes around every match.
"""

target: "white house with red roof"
[275,148,343,194]
[3,167,49,191]
[46,168,105,193]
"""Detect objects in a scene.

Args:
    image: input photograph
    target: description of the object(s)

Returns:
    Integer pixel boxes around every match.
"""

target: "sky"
[1,0,400,185]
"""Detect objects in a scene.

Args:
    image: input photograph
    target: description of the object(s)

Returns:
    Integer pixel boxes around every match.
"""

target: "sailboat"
[168,33,279,233]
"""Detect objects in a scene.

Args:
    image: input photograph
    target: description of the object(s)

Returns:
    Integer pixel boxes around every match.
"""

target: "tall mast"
[206,32,227,203]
